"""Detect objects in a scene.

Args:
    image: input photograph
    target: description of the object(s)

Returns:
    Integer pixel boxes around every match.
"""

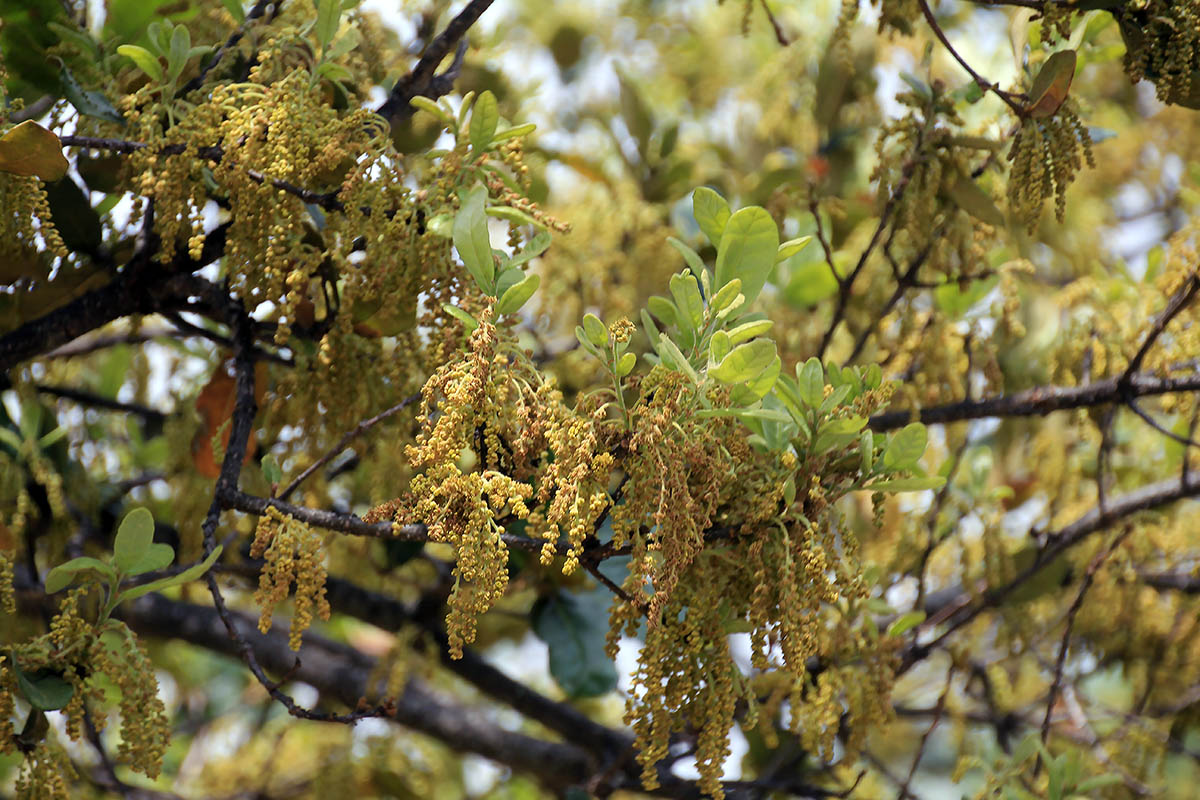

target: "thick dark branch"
[375,0,493,122]
[221,488,546,554]
[34,384,167,426]
[0,226,229,373]
[119,593,597,790]
[868,373,1200,431]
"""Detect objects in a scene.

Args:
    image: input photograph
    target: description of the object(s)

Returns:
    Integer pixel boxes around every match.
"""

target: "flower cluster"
[250,505,332,651]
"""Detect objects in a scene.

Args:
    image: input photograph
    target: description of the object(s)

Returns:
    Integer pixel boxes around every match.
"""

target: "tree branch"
[868,372,1200,431]
[374,0,494,123]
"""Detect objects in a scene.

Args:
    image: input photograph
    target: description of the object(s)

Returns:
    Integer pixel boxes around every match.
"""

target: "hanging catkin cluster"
[1006,105,1095,228]
[250,505,332,651]
[1117,0,1200,107]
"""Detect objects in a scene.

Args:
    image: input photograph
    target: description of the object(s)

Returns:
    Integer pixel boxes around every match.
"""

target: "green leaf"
[860,430,874,473]
[495,273,540,315]
[946,172,1005,227]
[315,0,341,50]
[709,278,742,314]
[45,175,102,255]
[220,0,245,22]
[493,267,524,299]
[490,123,536,143]
[813,416,867,453]
[113,507,155,574]
[693,187,731,247]
[868,476,946,493]
[616,351,636,377]
[509,230,552,267]
[324,27,361,61]
[669,272,704,329]
[726,319,773,346]
[410,96,454,124]
[470,90,500,153]
[776,236,813,262]
[166,21,190,83]
[784,260,839,307]
[667,236,707,280]
[261,453,282,486]
[57,62,124,124]
[709,330,731,364]
[453,185,495,294]
[314,61,353,83]
[12,665,74,711]
[117,545,223,603]
[532,590,618,698]
[44,556,117,594]
[124,542,175,577]
[117,44,163,82]
[886,610,926,637]
[443,303,479,333]
[647,295,679,328]
[883,423,927,471]
[745,354,781,399]
[1026,49,1077,119]
[710,339,777,385]
[485,205,546,228]
[714,206,779,307]
[797,357,824,408]
[582,313,608,348]
[656,334,698,383]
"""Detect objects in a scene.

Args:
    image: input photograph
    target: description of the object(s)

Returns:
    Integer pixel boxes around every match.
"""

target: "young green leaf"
[582,313,609,348]
[509,230,552,267]
[443,303,480,333]
[470,90,500,153]
[261,453,283,486]
[709,339,776,384]
[709,330,731,364]
[714,206,779,306]
[882,423,928,471]
[315,0,341,50]
[494,267,526,299]
[113,507,156,574]
[776,236,813,262]
[668,272,704,329]
[726,319,773,346]
[647,296,679,328]
[124,542,176,577]
[667,236,707,277]
[453,185,496,294]
[616,351,636,377]
[118,44,164,82]
[117,545,224,602]
[410,96,455,124]
[495,273,540,315]
[693,187,731,247]
[491,123,536,143]
[656,334,698,383]
[44,556,118,594]
[324,27,362,61]
[167,22,190,83]
[709,278,742,314]
[797,357,824,408]
[886,610,926,637]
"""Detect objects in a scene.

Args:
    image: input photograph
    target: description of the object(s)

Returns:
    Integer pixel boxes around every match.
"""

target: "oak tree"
[2,0,1200,797]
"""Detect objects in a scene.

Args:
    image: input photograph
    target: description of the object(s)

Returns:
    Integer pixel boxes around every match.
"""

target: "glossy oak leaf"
[192,359,268,479]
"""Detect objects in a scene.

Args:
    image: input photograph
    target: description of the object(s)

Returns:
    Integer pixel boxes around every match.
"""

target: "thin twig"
[915,0,1026,116]
[278,393,421,501]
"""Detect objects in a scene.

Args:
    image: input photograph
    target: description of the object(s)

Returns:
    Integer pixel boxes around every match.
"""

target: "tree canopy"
[3,0,1200,797]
